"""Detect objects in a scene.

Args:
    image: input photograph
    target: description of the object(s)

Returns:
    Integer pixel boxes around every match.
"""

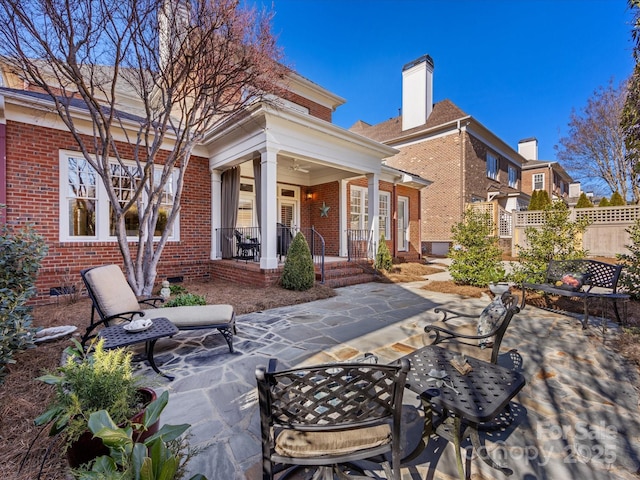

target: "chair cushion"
[85,265,140,317]
[477,301,507,348]
[143,304,234,328]
[274,424,391,458]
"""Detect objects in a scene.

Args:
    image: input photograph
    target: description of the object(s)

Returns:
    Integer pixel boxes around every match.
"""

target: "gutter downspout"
[0,95,6,224]
[458,119,466,219]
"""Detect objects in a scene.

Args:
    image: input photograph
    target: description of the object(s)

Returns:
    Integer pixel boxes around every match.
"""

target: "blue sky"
[265,0,634,163]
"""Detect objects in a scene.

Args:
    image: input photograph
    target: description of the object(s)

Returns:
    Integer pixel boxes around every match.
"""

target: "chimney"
[402,54,434,131]
[569,182,581,198]
[518,137,538,160]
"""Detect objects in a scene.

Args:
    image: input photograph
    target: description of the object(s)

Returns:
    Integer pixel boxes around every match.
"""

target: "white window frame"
[508,165,517,188]
[350,186,390,239]
[486,152,498,180]
[533,173,544,191]
[59,151,179,242]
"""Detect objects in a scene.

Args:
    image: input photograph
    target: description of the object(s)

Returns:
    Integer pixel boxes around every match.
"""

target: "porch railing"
[218,227,262,261]
[297,226,325,284]
[216,225,326,284]
[347,229,374,261]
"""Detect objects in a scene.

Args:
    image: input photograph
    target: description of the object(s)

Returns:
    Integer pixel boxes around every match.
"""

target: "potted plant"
[73,391,207,480]
[487,266,510,296]
[35,339,158,468]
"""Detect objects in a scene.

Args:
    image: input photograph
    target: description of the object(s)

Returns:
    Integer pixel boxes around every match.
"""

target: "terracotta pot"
[66,387,158,468]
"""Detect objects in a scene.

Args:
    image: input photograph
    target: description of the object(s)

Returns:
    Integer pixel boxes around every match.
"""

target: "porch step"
[319,261,378,288]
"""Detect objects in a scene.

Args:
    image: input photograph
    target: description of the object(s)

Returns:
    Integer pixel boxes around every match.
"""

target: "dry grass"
[3,263,640,480]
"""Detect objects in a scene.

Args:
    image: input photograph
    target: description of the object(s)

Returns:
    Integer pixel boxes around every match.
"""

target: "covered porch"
[201,93,427,284]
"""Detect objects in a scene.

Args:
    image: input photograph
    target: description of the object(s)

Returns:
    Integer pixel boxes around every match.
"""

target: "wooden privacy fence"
[513,205,640,258]
[468,203,640,258]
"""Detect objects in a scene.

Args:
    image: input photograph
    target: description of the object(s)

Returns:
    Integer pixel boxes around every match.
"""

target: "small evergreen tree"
[610,191,626,206]
[538,190,552,209]
[281,232,315,291]
[448,209,504,287]
[575,192,594,208]
[528,190,539,210]
[375,234,393,271]
[598,197,610,207]
[512,200,590,283]
[617,219,640,300]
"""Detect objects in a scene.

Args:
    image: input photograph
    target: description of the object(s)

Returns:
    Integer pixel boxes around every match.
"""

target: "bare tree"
[0,0,285,294]
[556,79,638,202]
[622,0,640,200]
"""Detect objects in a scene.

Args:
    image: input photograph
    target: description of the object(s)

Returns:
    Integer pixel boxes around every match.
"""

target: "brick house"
[518,137,573,201]
[351,55,529,255]
[0,68,430,303]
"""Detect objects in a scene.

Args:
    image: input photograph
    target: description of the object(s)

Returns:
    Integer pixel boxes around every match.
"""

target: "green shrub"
[617,219,640,300]
[164,293,206,307]
[512,200,590,283]
[575,192,593,208]
[375,234,393,271]
[169,284,188,296]
[610,191,626,206]
[35,339,142,447]
[537,190,552,209]
[598,197,610,207]
[281,232,315,291]
[0,215,47,383]
[448,209,504,287]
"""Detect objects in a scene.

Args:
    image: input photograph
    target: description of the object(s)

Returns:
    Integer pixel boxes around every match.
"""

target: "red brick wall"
[385,132,463,245]
[4,120,211,304]
[306,181,340,255]
[283,91,332,122]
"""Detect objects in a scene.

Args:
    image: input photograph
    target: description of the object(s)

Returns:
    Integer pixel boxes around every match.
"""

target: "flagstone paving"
[136,281,640,479]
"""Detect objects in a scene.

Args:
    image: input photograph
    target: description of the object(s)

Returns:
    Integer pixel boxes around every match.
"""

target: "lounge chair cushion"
[274,424,391,458]
[84,265,140,317]
[142,304,235,328]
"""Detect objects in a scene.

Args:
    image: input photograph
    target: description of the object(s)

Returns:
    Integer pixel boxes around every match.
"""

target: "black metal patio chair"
[255,358,410,480]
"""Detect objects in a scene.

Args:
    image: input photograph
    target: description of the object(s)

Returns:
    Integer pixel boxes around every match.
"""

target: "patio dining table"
[398,345,526,479]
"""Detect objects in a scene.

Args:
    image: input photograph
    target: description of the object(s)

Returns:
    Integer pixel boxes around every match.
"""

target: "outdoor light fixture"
[306,190,313,200]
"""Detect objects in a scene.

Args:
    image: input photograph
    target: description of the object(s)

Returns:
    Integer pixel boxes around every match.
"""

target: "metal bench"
[520,259,629,328]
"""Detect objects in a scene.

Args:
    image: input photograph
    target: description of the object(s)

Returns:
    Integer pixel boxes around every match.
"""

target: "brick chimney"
[402,54,434,131]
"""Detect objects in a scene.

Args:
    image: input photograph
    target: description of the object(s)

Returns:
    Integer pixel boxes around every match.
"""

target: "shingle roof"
[0,86,147,125]
[349,99,469,142]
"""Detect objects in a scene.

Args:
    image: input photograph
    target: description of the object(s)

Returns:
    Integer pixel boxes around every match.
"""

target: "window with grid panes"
[60,153,178,241]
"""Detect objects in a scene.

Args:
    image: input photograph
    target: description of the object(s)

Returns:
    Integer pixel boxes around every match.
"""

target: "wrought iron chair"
[234,229,260,261]
[80,265,236,351]
[424,292,521,364]
[255,358,410,480]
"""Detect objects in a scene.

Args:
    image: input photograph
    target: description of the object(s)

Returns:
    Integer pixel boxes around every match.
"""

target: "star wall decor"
[319,202,330,217]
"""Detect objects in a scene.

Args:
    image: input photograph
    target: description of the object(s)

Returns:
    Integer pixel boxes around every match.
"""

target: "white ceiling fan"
[290,160,310,173]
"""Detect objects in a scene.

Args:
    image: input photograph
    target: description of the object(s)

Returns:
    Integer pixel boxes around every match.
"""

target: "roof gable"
[349,99,468,142]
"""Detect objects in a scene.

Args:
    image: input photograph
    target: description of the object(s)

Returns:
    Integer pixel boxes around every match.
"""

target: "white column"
[210,169,222,260]
[339,179,348,257]
[367,173,379,256]
[260,148,279,269]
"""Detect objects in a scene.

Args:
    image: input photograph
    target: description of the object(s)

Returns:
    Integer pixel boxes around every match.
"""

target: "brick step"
[324,273,377,289]
[323,266,372,278]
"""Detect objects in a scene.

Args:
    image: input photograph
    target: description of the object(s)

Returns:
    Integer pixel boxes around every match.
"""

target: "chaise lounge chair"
[80,265,236,352]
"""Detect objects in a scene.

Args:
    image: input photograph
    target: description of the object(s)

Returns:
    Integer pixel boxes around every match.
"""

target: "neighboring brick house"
[518,137,573,201]
[351,55,528,255]
[0,67,429,302]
